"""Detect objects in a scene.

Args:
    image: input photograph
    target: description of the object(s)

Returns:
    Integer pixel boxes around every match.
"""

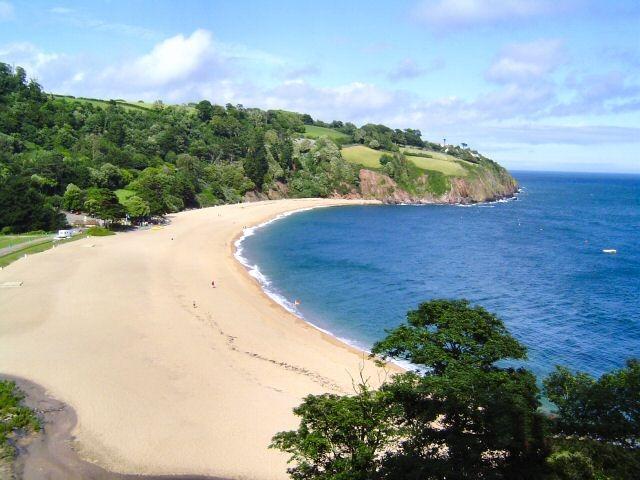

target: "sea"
[237,171,640,379]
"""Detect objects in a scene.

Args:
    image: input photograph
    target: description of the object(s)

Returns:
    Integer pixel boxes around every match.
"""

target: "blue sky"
[1,0,639,173]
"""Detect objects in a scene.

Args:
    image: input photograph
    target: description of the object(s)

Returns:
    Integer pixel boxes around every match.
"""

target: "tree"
[122,194,150,223]
[196,100,214,122]
[543,359,639,447]
[62,183,85,212]
[273,300,549,480]
[243,133,269,190]
[271,379,401,480]
[0,174,64,232]
[83,187,124,224]
[371,300,548,479]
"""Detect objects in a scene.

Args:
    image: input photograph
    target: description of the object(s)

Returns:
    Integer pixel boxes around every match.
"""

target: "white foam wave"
[233,204,412,371]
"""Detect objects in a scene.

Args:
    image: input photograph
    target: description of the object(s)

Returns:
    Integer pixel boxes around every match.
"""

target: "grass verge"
[0,234,87,268]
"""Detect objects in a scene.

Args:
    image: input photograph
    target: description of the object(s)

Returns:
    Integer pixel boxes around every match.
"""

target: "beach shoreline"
[0,198,394,480]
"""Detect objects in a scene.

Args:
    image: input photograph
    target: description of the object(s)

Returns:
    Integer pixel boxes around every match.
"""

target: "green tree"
[196,100,214,122]
[543,359,639,447]
[0,174,64,232]
[243,138,268,190]
[62,183,85,212]
[83,187,124,224]
[273,300,549,480]
[372,299,548,479]
[271,380,401,480]
[122,194,150,222]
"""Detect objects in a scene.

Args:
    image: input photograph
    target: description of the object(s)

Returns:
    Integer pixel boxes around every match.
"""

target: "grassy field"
[342,145,469,176]
[304,125,351,142]
[404,154,467,176]
[51,95,195,113]
[402,147,476,166]
[0,234,49,250]
[341,145,386,168]
[0,234,86,268]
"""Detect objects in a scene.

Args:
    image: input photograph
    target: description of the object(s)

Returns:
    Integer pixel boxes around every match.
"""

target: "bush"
[0,380,40,458]
[547,450,595,479]
[86,226,114,236]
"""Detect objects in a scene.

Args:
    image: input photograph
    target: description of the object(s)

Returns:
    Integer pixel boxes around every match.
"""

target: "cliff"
[356,166,518,205]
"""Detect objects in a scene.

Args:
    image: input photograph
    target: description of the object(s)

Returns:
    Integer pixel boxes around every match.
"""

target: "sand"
[0,199,394,480]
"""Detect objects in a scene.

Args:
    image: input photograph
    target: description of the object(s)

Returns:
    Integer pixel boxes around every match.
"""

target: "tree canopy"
[272,299,639,480]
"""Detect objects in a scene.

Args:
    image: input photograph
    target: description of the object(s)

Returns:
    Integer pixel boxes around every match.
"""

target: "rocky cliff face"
[356,167,518,204]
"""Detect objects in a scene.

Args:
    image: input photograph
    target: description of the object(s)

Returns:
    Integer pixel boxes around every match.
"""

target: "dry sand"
[0,199,394,480]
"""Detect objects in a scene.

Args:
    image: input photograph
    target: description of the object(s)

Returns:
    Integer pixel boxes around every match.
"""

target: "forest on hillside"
[0,63,502,233]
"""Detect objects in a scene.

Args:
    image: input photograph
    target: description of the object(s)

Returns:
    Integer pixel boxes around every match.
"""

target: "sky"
[0,0,639,173]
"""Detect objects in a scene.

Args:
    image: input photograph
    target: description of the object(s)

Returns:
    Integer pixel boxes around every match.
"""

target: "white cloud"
[486,39,565,84]
[0,42,61,76]
[415,0,566,29]
[114,29,222,87]
[2,29,637,156]
[0,1,14,21]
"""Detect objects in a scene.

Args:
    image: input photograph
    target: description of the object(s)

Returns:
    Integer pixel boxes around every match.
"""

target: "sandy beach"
[0,199,393,480]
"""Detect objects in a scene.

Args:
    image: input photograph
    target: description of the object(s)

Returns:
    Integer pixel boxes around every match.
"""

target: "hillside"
[0,63,516,233]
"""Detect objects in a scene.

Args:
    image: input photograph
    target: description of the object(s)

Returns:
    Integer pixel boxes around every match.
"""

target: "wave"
[233,205,414,372]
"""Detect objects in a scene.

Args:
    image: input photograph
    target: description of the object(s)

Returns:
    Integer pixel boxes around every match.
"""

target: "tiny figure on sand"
[211,280,216,288]
[193,301,197,308]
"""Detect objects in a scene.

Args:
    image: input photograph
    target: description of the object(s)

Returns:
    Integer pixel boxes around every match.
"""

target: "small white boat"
[602,249,617,254]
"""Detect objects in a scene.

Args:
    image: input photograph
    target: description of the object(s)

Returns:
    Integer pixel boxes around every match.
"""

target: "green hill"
[303,125,351,142]
[0,62,517,233]
[342,145,469,177]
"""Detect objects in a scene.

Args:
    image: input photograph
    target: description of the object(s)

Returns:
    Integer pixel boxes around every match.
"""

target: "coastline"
[233,205,378,357]
[0,198,393,480]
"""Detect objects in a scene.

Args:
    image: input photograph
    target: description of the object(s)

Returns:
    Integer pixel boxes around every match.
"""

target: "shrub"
[86,226,114,236]
[0,380,40,458]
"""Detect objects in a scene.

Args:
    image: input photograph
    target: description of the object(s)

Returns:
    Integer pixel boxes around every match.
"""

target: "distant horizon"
[511,169,640,176]
[1,0,638,173]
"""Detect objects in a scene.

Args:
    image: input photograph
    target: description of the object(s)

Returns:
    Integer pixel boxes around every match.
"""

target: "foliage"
[423,170,450,196]
[271,381,401,480]
[373,300,548,479]
[62,183,85,212]
[121,194,150,221]
[83,187,125,222]
[547,438,640,480]
[0,173,65,233]
[0,380,40,458]
[274,300,550,480]
[546,450,595,480]
[543,359,639,448]
[289,138,358,197]
[86,226,115,236]
[0,62,511,232]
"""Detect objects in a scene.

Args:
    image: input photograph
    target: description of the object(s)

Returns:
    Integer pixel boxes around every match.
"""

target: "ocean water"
[239,172,640,379]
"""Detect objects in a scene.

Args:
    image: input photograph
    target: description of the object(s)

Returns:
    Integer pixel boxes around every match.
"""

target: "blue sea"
[239,172,640,379]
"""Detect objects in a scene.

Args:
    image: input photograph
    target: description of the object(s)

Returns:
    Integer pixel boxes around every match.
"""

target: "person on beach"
[211,280,216,288]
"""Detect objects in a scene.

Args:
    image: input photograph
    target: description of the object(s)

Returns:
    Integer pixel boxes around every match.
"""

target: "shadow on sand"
[2,374,228,480]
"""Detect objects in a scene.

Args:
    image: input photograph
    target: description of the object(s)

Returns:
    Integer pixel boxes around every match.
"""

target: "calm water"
[240,172,640,378]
